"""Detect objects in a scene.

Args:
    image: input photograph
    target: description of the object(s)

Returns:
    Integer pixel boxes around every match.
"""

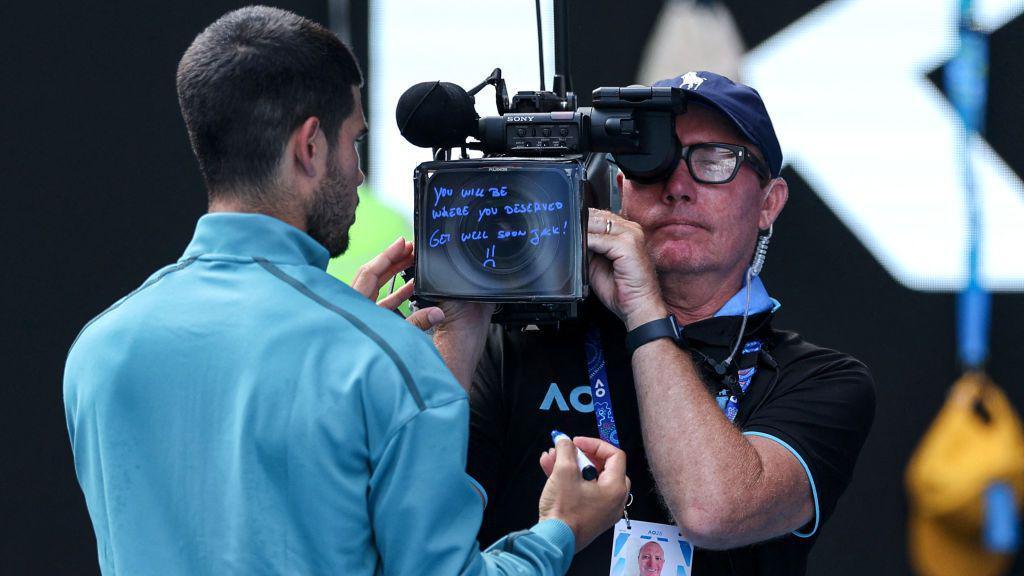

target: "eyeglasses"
[678,142,770,185]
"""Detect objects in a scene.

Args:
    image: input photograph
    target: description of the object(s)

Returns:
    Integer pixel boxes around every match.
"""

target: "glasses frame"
[679,142,771,185]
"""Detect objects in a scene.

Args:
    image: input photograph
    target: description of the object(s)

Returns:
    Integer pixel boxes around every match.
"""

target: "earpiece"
[749,225,773,277]
[721,224,775,374]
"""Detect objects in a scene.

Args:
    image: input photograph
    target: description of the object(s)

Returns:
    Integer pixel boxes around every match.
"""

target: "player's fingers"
[539,447,556,478]
[551,436,579,480]
[574,437,626,480]
[376,279,415,310]
[597,448,628,491]
[351,237,408,297]
[573,436,614,466]
[375,242,415,291]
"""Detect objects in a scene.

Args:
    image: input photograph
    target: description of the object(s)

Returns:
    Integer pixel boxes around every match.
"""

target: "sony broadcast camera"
[395,69,688,324]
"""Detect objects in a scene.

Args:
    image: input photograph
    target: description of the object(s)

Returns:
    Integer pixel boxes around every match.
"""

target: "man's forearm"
[630,337,768,546]
[434,325,487,393]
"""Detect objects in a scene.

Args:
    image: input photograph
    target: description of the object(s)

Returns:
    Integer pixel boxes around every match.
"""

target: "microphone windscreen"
[396,81,479,148]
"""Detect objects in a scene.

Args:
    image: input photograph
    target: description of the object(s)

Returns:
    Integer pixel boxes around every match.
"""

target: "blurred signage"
[743,0,1024,291]
[369,0,1024,292]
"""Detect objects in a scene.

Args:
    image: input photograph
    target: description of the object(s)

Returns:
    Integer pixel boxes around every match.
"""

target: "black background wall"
[2,1,328,573]
[3,0,1022,574]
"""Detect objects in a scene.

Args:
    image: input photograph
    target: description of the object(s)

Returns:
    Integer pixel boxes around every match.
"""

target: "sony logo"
[507,115,535,122]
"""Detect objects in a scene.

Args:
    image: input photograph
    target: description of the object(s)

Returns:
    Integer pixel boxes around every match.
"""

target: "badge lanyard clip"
[622,492,634,530]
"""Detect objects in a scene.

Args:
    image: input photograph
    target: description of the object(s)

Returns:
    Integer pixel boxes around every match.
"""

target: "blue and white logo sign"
[742,0,1024,292]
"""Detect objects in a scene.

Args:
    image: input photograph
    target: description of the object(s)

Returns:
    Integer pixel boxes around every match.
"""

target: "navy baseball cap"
[653,71,783,179]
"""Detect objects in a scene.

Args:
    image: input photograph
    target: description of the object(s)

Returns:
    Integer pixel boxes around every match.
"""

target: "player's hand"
[352,237,444,332]
[586,209,668,330]
[538,435,631,553]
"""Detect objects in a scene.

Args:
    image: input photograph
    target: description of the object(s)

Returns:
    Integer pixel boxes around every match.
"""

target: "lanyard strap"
[585,326,763,441]
[585,326,620,447]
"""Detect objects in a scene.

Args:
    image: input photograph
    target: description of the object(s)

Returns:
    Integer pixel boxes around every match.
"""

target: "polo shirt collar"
[713,276,781,318]
[181,212,330,270]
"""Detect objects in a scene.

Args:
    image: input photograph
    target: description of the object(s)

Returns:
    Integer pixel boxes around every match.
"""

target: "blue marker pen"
[551,430,598,481]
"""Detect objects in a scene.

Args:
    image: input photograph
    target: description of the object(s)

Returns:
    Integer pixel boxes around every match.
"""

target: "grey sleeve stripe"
[70,257,199,352]
[254,258,426,411]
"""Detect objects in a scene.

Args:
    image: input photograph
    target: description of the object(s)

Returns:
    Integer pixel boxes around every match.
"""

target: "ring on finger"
[604,218,613,235]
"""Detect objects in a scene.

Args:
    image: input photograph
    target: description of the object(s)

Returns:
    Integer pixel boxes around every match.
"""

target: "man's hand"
[586,209,668,330]
[436,300,494,331]
[352,237,444,331]
[537,435,630,553]
[431,300,495,392]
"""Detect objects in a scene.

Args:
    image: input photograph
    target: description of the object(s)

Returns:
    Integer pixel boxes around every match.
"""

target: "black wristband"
[625,315,684,355]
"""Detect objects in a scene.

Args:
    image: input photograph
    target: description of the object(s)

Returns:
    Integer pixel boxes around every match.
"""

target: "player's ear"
[291,116,323,178]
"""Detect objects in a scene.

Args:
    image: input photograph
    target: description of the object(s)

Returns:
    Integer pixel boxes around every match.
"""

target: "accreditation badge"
[609,518,693,576]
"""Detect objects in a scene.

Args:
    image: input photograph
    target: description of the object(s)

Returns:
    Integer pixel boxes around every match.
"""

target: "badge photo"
[610,518,694,576]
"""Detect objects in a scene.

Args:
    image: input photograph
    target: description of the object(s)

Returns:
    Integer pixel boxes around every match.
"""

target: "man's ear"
[292,117,323,179]
[759,177,789,230]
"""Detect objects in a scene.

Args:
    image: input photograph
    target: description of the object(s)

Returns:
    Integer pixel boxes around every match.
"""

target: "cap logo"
[679,72,705,90]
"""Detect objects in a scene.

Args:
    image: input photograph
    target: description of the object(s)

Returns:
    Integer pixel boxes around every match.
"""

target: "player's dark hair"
[176,6,362,200]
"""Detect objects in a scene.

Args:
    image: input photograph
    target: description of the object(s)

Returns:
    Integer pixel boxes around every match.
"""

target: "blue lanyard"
[585,326,620,447]
[584,326,762,440]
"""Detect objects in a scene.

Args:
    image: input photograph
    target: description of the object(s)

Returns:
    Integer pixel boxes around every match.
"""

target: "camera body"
[402,80,687,324]
[477,86,685,181]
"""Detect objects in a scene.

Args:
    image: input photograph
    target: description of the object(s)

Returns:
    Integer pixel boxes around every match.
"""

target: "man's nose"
[660,161,697,205]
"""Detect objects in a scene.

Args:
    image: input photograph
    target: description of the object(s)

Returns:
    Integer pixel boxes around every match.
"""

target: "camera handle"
[466,68,509,115]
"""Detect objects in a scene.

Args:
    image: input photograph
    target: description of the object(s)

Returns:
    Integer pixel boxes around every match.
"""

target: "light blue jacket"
[64,213,574,575]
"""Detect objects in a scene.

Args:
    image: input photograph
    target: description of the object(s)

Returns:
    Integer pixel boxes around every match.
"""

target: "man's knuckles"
[553,456,578,477]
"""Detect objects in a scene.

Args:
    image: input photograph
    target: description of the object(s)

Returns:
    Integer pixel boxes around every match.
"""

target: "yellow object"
[906,372,1024,576]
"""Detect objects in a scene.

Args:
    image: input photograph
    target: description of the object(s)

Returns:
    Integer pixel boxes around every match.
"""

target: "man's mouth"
[655,220,707,235]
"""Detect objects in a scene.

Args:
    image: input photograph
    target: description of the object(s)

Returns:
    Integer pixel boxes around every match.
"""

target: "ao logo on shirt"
[539,382,593,413]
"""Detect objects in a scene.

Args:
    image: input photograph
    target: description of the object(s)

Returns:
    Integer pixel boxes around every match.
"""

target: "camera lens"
[417,163,580,299]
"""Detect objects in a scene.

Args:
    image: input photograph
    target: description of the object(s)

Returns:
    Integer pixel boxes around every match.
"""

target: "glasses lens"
[689,145,739,183]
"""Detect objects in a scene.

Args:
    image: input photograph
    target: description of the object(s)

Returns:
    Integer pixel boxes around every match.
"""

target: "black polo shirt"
[467,300,875,575]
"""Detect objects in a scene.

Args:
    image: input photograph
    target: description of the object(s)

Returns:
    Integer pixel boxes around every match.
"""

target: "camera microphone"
[396,81,479,148]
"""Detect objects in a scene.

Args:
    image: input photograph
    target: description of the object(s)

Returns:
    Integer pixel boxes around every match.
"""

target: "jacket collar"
[180,212,330,270]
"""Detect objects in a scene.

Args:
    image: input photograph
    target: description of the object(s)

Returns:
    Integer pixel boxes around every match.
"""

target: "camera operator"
[63,7,629,575]
[434,72,875,575]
